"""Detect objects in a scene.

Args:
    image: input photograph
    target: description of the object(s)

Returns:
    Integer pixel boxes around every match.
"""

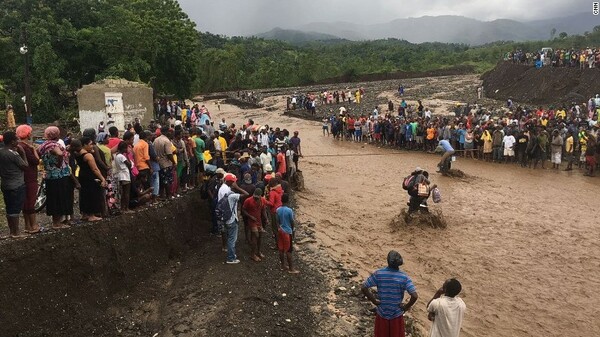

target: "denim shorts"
[2,184,26,217]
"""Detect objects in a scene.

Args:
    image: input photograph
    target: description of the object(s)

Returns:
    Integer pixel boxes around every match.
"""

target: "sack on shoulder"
[417,183,430,197]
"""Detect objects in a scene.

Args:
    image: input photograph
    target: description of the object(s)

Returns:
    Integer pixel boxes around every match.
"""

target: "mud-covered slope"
[0,193,209,336]
[481,62,600,105]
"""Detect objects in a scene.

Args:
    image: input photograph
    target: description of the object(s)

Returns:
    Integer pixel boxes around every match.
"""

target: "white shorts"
[551,152,562,164]
[503,148,514,157]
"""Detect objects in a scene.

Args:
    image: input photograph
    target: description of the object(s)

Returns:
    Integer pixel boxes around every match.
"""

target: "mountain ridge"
[253,12,597,45]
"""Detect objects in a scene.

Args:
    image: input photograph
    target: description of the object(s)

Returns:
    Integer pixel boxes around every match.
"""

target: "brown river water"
[212,95,600,337]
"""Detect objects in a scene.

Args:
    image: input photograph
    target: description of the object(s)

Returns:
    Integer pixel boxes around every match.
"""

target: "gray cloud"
[179,0,590,36]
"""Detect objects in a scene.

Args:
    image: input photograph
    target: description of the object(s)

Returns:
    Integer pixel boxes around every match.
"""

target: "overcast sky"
[179,0,589,36]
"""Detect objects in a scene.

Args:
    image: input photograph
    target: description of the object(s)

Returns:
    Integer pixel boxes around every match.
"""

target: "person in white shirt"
[218,173,249,264]
[258,129,270,147]
[503,132,516,163]
[259,146,272,173]
[427,279,466,337]
[424,108,432,119]
[114,141,132,213]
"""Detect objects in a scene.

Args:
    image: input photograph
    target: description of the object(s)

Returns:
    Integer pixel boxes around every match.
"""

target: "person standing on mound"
[362,251,418,337]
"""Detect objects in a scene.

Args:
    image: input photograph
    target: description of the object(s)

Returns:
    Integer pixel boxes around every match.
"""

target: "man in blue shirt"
[435,139,455,173]
[362,251,418,337]
[276,193,299,274]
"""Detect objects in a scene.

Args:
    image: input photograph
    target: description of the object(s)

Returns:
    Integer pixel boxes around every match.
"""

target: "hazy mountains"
[255,12,598,45]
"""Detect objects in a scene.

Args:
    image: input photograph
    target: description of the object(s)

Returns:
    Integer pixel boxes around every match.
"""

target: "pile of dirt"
[481,62,600,105]
[390,209,448,229]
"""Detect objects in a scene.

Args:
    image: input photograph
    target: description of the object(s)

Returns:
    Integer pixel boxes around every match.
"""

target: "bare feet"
[10,233,30,239]
[251,255,262,262]
[52,224,71,230]
[87,216,103,222]
[287,269,300,274]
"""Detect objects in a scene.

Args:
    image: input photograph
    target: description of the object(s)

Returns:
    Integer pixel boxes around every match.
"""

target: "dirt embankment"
[0,194,208,336]
[481,62,600,105]
[1,189,378,337]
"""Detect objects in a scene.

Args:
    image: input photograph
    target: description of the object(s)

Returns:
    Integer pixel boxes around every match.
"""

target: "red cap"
[224,173,237,182]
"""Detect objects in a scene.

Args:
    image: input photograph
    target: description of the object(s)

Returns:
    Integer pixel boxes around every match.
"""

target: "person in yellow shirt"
[218,132,228,164]
[555,107,566,120]
[565,131,574,171]
[181,108,188,125]
[578,129,588,168]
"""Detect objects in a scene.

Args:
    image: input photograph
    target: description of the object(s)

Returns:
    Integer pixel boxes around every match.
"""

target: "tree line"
[1,0,600,123]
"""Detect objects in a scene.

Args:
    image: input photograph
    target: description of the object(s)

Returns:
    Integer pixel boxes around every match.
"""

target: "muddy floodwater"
[212,82,600,337]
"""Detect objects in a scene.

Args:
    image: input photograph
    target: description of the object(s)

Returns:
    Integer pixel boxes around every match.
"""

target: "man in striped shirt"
[362,251,419,337]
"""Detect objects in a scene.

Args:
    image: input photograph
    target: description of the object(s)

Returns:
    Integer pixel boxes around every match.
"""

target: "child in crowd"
[114,141,133,214]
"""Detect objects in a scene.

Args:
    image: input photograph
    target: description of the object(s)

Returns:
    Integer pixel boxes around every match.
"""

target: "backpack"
[402,175,416,191]
[215,192,233,225]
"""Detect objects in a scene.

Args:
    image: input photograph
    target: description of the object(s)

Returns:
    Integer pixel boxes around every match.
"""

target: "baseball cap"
[215,168,226,175]
[224,173,237,182]
[265,164,273,172]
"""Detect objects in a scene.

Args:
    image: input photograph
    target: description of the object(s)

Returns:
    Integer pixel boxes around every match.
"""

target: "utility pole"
[20,27,32,125]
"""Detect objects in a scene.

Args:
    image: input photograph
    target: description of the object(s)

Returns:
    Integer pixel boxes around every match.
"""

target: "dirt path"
[210,92,600,337]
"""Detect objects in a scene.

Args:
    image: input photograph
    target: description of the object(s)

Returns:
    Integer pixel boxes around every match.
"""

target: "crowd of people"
[287,87,368,115]
[321,95,600,176]
[0,108,305,271]
[506,47,600,68]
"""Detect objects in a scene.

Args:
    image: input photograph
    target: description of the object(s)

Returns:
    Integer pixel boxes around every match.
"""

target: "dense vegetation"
[1,0,600,123]
[0,0,199,122]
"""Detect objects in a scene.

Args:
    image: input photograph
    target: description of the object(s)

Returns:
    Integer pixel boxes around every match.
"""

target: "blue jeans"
[226,220,239,262]
[151,170,160,196]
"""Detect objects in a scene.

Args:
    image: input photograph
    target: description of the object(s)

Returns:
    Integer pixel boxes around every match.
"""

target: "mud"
[390,209,448,230]
[2,191,380,337]
[482,62,600,105]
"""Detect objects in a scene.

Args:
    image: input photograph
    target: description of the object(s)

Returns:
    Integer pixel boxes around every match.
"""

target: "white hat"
[265,164,273,172]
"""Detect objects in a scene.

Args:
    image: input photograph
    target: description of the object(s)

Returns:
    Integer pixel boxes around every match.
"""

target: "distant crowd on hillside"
[505,47,600,68]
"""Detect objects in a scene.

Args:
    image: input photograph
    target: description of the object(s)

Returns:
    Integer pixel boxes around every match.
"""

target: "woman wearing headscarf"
[70,137,107,221]
[16,125,44,233]
[38,126,73,229]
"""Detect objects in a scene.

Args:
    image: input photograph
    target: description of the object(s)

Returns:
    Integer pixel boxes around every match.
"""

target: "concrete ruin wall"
[77,78,154,132]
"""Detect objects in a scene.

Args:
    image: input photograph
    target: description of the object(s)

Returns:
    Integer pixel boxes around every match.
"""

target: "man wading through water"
[362,251,418,337]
